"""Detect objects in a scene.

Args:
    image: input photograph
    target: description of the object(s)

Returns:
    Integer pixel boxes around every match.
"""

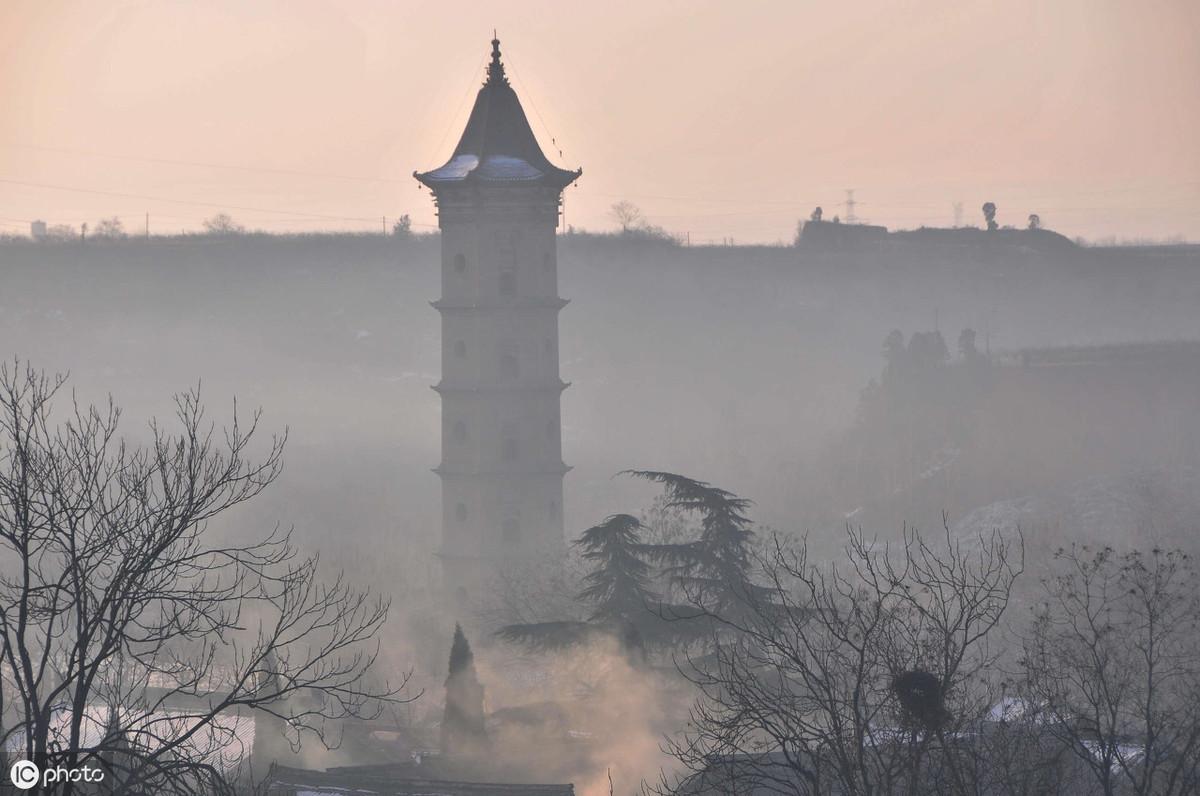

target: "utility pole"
[952,201,963,228]
[383,216,387,235]
[145,212,150,239]
[845,189,857,225]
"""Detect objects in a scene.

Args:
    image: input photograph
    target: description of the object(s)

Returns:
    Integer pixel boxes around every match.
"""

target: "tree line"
[2,360,1197,794]
[493,472,1200,795]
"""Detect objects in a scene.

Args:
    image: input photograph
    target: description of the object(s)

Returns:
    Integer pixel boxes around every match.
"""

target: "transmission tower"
[844,189,858,225]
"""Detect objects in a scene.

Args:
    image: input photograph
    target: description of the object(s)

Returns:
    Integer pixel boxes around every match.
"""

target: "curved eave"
[432,380,570,395]
[414,165,581,192]
[431,297,569,312]
[434,463,573,477]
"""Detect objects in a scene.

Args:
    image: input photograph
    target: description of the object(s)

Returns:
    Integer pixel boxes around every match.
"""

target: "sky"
[1,0,1198,244]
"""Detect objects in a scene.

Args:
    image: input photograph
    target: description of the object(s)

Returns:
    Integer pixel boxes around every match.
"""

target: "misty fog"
[4,231,1198,554]
[3,4,1200,793]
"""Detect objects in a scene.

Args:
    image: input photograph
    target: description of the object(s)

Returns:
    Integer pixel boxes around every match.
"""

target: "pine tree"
[626,471,764,616]
[498,474,774,656]
[441,624,488,757]
[576,514,656,623]
[497,514,662,660]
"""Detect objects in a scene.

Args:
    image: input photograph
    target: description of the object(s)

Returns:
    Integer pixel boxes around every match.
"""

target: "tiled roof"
[415,38,580,190]
[265,764,574,796]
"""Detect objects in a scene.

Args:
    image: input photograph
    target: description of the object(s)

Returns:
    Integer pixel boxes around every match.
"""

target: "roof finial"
[487,32,508,86]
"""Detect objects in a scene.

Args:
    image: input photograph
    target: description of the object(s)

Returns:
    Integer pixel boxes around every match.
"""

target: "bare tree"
[202,213,245,235]
[478,547,587,636]
[610,201,644,233]
[43,224,78,242]
[93,217,127,239]
[654,521,1023,795]
[0,362,408,795]
[1027,213,1042,231]
[1020,545,1200,796]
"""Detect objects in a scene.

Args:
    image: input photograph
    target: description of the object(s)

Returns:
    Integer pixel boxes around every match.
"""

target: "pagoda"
[415,36,581,605]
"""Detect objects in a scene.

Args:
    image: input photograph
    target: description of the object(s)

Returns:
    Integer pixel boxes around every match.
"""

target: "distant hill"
[2,232,1199,581]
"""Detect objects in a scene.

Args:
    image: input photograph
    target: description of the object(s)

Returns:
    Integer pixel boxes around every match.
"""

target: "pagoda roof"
[415,37,581,190]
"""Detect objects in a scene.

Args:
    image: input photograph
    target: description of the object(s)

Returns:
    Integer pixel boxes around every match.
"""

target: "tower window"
[453,253,467,274]
[453,340,467,359]
[499,268,516,296]
[502,516,521,543]
[455,502,468,522]
[452,420,467,442]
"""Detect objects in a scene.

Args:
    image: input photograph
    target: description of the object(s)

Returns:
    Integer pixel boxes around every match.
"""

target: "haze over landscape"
[2,4,1200,795]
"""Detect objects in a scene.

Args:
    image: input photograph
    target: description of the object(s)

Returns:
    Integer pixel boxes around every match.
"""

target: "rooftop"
[415,37,581,190]
[265,763,575,796]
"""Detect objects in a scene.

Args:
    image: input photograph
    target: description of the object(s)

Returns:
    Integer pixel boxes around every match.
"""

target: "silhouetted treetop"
[575,513,658,623]
[982,201,998,232]
[447,623,477,680]
[624,471,765,614]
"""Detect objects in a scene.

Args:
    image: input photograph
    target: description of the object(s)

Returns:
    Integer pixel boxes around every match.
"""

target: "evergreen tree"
[626,471,764,616]
[577,514,657,623]
[576,514,660,659]
[441,625,488,757]
[497,515,660,660]
[498,474,776,659]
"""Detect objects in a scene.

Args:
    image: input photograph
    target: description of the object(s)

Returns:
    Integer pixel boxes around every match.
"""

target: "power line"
[8,140,1194,222]
[428,52,489,163]
[0,176,438,225]
[1,141,409,185]
[503,51,568,164]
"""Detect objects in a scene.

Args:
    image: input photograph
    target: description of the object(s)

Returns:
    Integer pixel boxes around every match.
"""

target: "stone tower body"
[415,38,581,603]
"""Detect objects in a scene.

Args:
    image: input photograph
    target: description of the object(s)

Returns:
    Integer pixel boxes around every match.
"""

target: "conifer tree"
[441,624,488,757]
[577,514,657,624]
[499,474,774,656]
[626,471,765,616]
[497,514,661,659]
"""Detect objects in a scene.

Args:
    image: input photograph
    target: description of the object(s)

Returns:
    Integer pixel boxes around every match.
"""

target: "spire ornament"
[486,34,508,86]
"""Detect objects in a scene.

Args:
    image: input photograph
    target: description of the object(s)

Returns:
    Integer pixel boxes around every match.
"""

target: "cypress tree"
[441,624,488,756]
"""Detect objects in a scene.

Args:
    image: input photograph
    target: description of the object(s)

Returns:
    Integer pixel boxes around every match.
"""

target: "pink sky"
[2,0,1197,242]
